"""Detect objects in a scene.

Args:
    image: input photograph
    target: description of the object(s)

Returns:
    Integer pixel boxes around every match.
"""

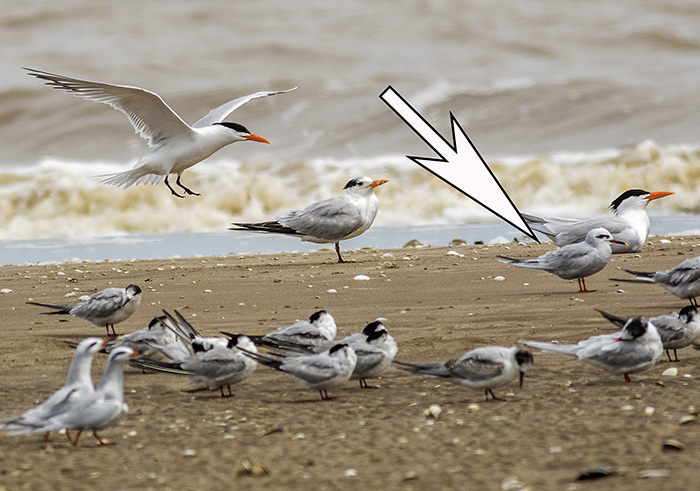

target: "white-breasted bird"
[8,346,138,447]
[238,343,357,401]
[394,346,533,401]
[242,310,337,351]
[613,256,700,306]
[498,228,626,293]
[27,284,142,336]
[597,306,700,362]
[230,176,388,263]
[0,337,106,442]
[24,68,295,198]
[521,317,663,383]
[523,189,673,253]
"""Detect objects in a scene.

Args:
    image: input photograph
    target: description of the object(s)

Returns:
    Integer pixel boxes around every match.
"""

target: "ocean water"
[2,0,700,263]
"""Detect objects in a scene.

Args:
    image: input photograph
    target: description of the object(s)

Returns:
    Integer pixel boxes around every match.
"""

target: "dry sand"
[2,237,700,490]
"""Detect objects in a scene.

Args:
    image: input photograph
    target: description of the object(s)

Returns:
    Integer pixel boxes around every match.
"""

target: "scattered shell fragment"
[644,406,655,416]
[662,439,684,451]
[621,405,634,411]
[344,469,357,477]
[662,367,679,377]
[493,276,506,281]
[0,288,12,294]
[467,403,480,412]
[403,239,423,248]
[237,460,270,477]
[182,449,197,458]
[449,238,466,247]
[446,250,464,257]
[403,471,419,481]
[424,404,442,419]
[326,289,337,293]
[639,469,670,478]
[501,476,524,490]
[576,467,614,481]
[679,415,696,425]
[353,275,370,281]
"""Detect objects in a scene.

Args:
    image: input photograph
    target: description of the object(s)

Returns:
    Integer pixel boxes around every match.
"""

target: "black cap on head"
[214,122,250,134]
[366,329,387,343]
[679,305,697,319]
[329,343,348,354]
[127,284,142,294]
[515,350,534,368]
[309,310,327,323]
[609,189,649,211]
[343,177,365,190]
[624,317,647,339]
[227,335,241,348]
[362,321,384,335]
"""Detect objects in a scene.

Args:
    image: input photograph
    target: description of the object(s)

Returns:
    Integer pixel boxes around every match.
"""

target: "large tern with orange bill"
[523,189,674,253]
[230,176,389,263]
[24,67,296,198]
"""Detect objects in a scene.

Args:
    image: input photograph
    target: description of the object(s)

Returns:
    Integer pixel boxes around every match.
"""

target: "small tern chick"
[231,177,388,263]
[0,337,106,442]
[523,189,673,253]
[521,317,663,383]
[131,334,258,398]
[613,256,700,306]
[9,346,138,447]
[27,284,142,336]
[238,343,357,401]
[498,227,625,293]
[394,346,533,401]
[24,68,295,198]
[597,306,700,362]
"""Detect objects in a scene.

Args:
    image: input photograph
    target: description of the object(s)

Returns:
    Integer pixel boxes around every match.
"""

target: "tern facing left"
[394,346,533,401]
[498,228,626,293]
[523,189,673,253]
[231,177,388,263]
[521,317,663,383]
[24,68,296,198]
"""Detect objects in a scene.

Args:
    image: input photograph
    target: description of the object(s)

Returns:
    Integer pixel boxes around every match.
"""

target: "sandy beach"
[2,236,700,490]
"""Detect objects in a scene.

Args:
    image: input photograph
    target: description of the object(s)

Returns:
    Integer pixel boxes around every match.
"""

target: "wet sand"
[1,236,700,490]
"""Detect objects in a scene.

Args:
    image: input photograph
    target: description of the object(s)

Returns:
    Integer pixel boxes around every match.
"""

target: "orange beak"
[610,239,628,245]
[370,179,389,189]
[245,133,271,144]
[646,191,674,201]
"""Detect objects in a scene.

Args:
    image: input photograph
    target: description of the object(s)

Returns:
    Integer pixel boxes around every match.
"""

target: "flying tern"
[238,343,357,400]
[612,256,700,306]
[523,189,673,253]
[9,346,138,446]
[24,68,295,198]
[27,284,142,336]
[230,176,388,263]
[394,346,533,401]
[521,317,663,383]
[0,337,106,442]
[131,334,258,397]
[597,306,700,362]
[498,228,625,292]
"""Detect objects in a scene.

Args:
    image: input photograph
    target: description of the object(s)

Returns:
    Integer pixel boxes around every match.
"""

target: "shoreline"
[2,237,700,489]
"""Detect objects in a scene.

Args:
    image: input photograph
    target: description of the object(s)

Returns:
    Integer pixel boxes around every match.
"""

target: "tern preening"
[230,176,388,263]
[394,346,533,402]
[612,256,700,306]
[27,284,142,336]
[523,189,673,253]
[24,68,296,198]
[597,306,700,362]
[498,228,625,293]
[521,317,663,383]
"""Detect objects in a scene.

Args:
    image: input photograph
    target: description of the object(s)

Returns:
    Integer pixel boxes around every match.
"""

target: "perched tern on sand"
[27,284,142,336]
[24,68,295,198]
[394,346,533,401]
[9,346,137,447]
[521,317,663,383]
[238,343,357,401]
[498,228,625,293]
[230,176,388,263]
[612,256,700,306]
[131,334,258,397]
[238,310,337,350]
[597,306,700,362]
[523,189,673,253]
[0,337,106,442]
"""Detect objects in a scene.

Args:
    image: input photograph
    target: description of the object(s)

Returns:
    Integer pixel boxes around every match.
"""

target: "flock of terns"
[5,68,700,448]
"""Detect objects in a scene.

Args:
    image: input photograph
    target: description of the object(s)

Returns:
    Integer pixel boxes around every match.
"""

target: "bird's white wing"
[192,88,297,128]
[24,68,193,146]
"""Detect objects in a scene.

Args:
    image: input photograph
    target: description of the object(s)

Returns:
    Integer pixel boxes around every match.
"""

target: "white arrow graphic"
[380,85,538,242]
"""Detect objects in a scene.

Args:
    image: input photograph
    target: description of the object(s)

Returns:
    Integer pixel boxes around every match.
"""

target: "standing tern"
[230,176,389,263]
[394,346,533,401]
[498,228,626,293]
[521,317,663,383]
[0,337,106,442]
[24,68,296,198]
[597,306,700,362]
[612,256,700,306]
[238,343,357,401]
[27,284,142,336]
[523,189,673,253]
[131,334,258,398]
[9,346,138,447]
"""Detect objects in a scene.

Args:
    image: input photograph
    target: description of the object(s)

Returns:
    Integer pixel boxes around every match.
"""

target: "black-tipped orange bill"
[245,133,271,144]
[647,191,674,201]
[370,179,389,189]
[610,239,628,245]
